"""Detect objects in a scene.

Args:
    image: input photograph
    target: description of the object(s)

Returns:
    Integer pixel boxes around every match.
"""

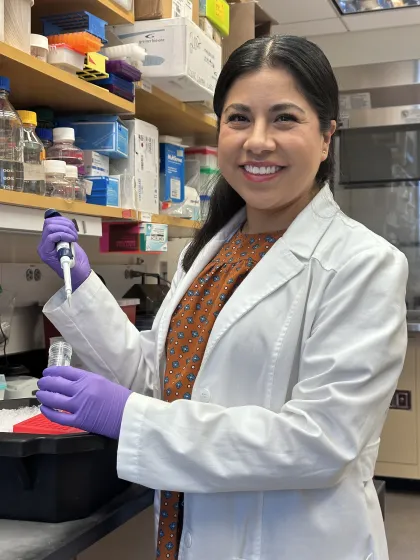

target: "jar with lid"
[47,127,84,168]
[17,110,46,195]
[44,160,74,200]
[65,164,86,201]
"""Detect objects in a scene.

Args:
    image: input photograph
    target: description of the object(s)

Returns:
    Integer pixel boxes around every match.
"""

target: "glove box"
[0,399,128,522]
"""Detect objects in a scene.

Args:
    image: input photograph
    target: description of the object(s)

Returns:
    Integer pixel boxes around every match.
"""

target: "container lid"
[44,160,66,174]
[36,127,53,142]
[17,110,37,126]
[185,146,218,155]
[53,127,75,143]
[0,76,10,93]
[65,164,78,179]
[30,34,49,50]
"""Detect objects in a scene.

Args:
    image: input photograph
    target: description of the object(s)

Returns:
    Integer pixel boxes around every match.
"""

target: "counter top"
[0,485,154,560]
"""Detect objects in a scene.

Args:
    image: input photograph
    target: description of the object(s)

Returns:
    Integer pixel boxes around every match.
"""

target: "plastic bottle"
[0,76,24,191]
[17,110,46,195]
[36,127,53,150]
[65,164,83,201]
[44,160,73,200]
[47,127,84,168]
[48,338,73,367]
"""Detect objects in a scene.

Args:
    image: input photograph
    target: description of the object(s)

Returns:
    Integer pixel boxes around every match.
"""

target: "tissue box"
[57,115,129,159]
[160,141,185,204]
[82,151,109,176]
[86,176,120,207]
[112,18,221,102]
[199,0,229,36]
[111,119,159,214]
[140,223,168,252]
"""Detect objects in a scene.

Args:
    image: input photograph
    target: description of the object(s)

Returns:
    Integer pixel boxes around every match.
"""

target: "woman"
[37,35,407,560]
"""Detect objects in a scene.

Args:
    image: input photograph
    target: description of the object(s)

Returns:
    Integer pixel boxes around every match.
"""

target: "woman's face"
[218,67,336,213]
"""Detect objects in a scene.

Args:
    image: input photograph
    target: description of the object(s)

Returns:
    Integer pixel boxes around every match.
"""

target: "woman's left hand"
[37,367,132,439]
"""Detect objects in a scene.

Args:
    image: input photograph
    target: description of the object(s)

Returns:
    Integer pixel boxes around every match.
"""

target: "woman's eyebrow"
[223,102,306,115]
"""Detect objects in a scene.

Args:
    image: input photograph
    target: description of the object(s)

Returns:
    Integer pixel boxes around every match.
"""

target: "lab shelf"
[135,84,218,144]
[0,192,201,234]
[0,42,135,115]
[32,0,134,26]
[0,191,137,221]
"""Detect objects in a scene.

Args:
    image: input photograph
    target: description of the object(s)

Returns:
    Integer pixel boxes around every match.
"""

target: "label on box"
[141,212,152,222]
[170,178,181,199]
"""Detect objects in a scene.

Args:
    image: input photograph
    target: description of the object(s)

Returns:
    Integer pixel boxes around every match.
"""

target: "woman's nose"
[243,122,276,155]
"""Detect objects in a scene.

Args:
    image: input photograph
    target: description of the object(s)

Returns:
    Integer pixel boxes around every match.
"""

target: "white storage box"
[48,44,85,74]
[111,119,159,214]
[112,18,221,102]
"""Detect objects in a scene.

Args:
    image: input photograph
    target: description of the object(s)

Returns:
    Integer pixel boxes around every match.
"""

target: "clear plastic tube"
[48,339,72,367]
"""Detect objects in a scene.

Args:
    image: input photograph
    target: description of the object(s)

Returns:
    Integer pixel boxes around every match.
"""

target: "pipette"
[44,209,75,306]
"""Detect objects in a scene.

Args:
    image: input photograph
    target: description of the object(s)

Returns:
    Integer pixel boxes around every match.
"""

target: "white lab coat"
[44,186,408,560]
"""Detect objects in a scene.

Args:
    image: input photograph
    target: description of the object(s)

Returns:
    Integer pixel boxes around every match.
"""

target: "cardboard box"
[86,176,120,207]
[160,141,185,203]
[199,0,229,36]
[111,119,159,214]
[140,223,168,251]
[134,0,199,24]
[82,151,109,177]
[222,1,277,63]
[100,222,168,253]
[57,115,129,159]
[112,18,221,102]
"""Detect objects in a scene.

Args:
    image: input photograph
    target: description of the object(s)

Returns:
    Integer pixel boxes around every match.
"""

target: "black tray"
[0,398,128,522]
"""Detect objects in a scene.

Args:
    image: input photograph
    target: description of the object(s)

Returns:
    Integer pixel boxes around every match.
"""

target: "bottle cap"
[17,110,37,126]
[53,127,75,143]
[44,160,66,175]
[30,34,48,51]
[65,165,78,179]
[36,127,53,143]
[0,76,10,93]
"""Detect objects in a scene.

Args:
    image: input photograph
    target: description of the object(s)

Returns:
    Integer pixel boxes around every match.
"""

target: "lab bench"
[0,485,154,560]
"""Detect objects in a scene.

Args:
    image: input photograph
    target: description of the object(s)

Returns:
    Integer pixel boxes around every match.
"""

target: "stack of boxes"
[198,0,229,47]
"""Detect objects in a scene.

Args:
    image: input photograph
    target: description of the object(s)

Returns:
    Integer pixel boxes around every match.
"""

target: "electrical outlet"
[390,390,411,410]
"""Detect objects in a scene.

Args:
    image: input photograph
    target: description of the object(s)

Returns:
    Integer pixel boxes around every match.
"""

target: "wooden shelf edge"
[0,191,136,220]
[0,191,200,229]
[0,42,135,114]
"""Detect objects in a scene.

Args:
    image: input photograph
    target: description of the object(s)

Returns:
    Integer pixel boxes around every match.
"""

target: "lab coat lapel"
[201,185,339,363]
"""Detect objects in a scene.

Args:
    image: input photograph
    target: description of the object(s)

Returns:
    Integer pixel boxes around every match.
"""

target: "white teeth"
[244,165,281,175]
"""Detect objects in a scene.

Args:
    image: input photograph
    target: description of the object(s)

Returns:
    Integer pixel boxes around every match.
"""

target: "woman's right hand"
[38,216,92,291]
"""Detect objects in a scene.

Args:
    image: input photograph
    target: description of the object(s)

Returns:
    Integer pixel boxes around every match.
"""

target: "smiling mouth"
[241,165,284,175]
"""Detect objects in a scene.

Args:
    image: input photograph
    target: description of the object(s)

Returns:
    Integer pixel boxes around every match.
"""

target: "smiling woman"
[37,34,408,560]
[183,35,339,269]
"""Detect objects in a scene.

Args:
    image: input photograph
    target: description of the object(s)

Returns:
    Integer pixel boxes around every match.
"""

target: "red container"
[13,414,84,435]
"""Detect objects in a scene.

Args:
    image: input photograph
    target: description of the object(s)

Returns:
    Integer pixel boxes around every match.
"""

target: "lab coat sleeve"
[117,245,408,492]
[43,264,184,395]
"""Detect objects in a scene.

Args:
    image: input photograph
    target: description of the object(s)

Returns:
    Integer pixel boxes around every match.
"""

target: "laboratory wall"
[0,231,189,355]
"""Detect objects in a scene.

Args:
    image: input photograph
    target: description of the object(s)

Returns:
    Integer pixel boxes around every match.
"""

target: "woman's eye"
[275,113,298,123]
[226,113,249,123]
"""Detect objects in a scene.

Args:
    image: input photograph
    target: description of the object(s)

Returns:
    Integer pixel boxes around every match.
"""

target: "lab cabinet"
[375,336,420,479]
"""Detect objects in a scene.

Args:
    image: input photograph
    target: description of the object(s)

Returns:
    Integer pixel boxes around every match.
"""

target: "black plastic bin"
[0,399,129,522]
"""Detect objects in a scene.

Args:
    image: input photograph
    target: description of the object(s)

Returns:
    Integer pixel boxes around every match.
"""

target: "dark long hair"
[182,35,339,272]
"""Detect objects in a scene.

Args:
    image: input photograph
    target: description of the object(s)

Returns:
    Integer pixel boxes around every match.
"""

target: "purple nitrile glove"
[37,216,91,291]
[37,367,132,439]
